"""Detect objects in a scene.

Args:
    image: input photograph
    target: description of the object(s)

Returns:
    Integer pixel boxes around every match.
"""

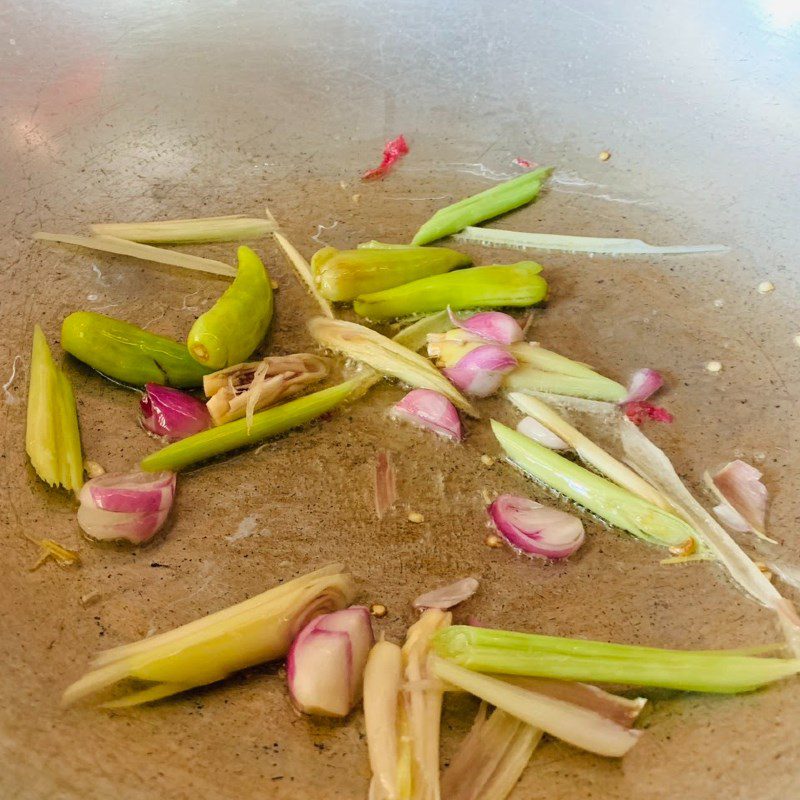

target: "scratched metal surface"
[1,1,800,798]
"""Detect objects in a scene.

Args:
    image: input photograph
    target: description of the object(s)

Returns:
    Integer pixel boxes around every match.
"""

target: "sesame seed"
[757,281,775,294]
[407,512,424,524]
[480,454,494,466]
[598,150,611,161]
[705,361,722,373]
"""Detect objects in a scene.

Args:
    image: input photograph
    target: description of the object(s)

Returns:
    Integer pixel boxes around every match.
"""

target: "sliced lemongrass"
[491,420,700,550]
[617,420,800,655]
[504,365,627,402]
[33,233,236,277]
[63,563,354,706]
[89,215,275,243]
[308,317,477,417]
[507,393,672,510]
[452,227,728,256]
[433,626,800,694]
[441,704,542,800]
[391,310,452,351]
[272,231,335,318]
[432,657,641,757]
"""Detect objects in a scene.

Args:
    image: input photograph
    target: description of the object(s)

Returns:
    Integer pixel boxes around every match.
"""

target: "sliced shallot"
[139,383,211,442]
[623,368,664,403]
[391,388,463,442]
[413,577,479,610]
[287,606,374,717]
[488,493,585,560]
[707,460,774,543]
[77,470,176,544]
[447,307,524,345]
[442,345,517,398]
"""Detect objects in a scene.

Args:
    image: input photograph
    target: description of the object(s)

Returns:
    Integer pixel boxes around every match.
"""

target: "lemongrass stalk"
[353,263,547,322]
[392,311,453,352]
[432,657,641,757]
[89,215,276,244]
[272,231,335,318]
[507,393,671,510]
[452,226,728,255]
[141,378,366,471]
[504,366,627,402]
[358,241,420,250]
[411,167,553,246]
[434,626,800,694]
[509,342,601,378]
[313,246,471,302]
[365,639,403,800]
[491,421,700,550]
[26,326,83,492]
[33,233,236,277]
[308,317,477,417]
[63,563,354,707]
[441,704,542,800]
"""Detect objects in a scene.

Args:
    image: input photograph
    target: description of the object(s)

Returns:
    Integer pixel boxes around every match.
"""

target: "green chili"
[140,378,363,471]
[311,245,471,302]
[352,262,548,321]
[410,166,553,246]
[187,245,273,368]
[61,311,212,388]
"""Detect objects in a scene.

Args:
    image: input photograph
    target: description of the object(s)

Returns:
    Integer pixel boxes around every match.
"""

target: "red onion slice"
[488,494,585,560]
[448,308,524,345]
[623,369,664,404]
[139,383,211,442]
[709,460,772,541]
[442,345,517,398]
[287,606,374,716]
[413,577,479,610]
[78,470,176,543]
[391,389,463,441]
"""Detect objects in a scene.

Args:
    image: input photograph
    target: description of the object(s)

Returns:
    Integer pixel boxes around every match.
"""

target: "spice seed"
[407,512,424,524]
[705,360,722,373]
[480,454,494,466]
[370,603,387,618]
[484,534,503,548]
[598,150,611,161]
[757,281,774,294]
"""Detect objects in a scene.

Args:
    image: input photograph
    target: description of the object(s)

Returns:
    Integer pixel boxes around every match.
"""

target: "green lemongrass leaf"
[63,564,354,707]
[25,326,83,492]
[411,167,553,246]
[452,226,728,255]
[441,704,542,800]
[503,365,627,402]
[507,393,672,510]
[353,263,547,322]
[272,231,335,318]
[434,626,800,694]
[432,657,641,757]
[314,246,470,302]
[89,215,276,244]
[140,378,366,472]
[33,232,236,277]
[308,317,477,417]
[491,420,700,549]
[392,310,455,352]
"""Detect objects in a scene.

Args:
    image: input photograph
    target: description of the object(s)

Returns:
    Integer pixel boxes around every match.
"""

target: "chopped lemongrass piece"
[441,704,542,800]
[27,536,80,570]
[353,262,548,322]
[391,310,452,351]
[26,326,84,492]
[504,366,627,402]
[433,626,800,694]
[509,342,600,377]
[491,420,700,551]
[432,657,641,757]
[507,393,672,510]
[33,233,236,277]
[411,167,553,246]
[452,226,729,256]
[89,215,276,243]
[63,563,354,707]
[272,231,335,318]
[399,609,451,800]
[364,639,403,800]
[308,317,477,417]
[140,378,367,472]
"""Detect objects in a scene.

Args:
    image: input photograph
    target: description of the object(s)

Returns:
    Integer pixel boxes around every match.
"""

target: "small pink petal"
[413,577,479,610]
[711,460,771,540]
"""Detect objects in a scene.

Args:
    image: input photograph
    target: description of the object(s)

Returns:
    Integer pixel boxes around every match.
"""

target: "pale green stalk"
[89,215,276,243]
[391,311,452,351]
[504,366,626,402]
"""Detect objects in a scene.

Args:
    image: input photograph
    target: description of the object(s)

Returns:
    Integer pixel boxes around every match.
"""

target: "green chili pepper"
[410,166,554,246]
[311,245,471,302]
[61,311,212,388]
[352,262,548,321]
[187,245,273,368]
[140,378,363,472]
